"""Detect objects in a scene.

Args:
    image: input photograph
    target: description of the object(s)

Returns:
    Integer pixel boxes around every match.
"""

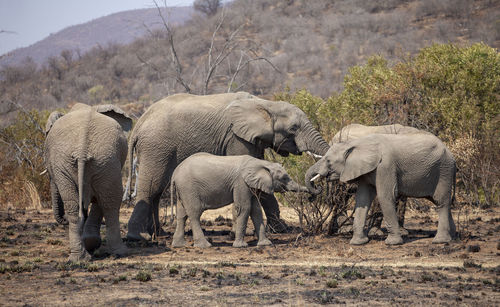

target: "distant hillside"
[0,7,193,67]
[0,0,498,124]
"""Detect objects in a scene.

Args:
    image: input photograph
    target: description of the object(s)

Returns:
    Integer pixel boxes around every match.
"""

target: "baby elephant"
[171,153,308,248]
[306,133,456,245]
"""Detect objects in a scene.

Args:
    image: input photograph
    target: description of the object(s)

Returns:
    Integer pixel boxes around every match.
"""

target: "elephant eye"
[289,124,299,133]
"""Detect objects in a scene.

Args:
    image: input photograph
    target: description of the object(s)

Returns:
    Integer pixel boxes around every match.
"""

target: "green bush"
[273,43,498,232]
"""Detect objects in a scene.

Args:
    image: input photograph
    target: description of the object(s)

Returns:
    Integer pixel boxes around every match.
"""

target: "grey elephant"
[125,92,329,241]
[305,133,456,245]
[330,123,433,231]
[44,103,132,261]
[171,153,308,248]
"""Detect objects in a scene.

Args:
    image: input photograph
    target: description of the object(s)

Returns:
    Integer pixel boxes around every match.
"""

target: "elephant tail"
[170,179,176,224]
[124,133,138,202]
[77,158,86,235]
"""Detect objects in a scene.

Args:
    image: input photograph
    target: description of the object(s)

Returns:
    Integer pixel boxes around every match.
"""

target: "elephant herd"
[44,92,457,262]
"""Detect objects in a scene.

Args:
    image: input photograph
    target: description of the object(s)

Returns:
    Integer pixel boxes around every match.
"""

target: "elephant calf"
[306,133,456,245]
[171,153,308,248]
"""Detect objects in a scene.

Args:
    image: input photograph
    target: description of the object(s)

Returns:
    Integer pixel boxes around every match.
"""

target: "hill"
[0,0,498,122]
[0,6,193,67]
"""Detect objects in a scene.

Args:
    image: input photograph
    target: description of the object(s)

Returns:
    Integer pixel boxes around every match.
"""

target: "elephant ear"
[225,99,274,144]
[95,104,133,132]
[45,111,64,135]
[340,143,381,183]
[243,163,274,194]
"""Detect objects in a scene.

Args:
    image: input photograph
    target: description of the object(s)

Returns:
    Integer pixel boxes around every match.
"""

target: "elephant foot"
[257,238,272,246]
[350,235,369,245]
[111,244,128,258]
[266,219,290,233]
[399,227,409,236]
[172,237,186,248]
[432,233,452,244]
[68,249,92,263]
[194,239,212,248]
[126,231,151,241]
[82,236,102,253]
[232,240,248,248]
[385,234,403,245]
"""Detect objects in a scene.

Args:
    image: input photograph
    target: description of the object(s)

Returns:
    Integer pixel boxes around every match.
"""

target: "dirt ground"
[0,204,499,306]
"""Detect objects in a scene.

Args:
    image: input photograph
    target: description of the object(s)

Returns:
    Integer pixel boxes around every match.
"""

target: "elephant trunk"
[305,162,324,195]
[297,122,329,156]
[286,180,309,193]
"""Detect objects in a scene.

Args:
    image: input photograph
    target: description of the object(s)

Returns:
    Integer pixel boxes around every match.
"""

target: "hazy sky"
[0,0,195,56]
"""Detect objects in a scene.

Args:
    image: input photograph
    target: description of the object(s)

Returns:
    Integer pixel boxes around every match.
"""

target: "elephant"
[305,133,456,245]
[171,153,308,248]
[125,92,329,241]
[330,123,433,232]
[44,103,132,261]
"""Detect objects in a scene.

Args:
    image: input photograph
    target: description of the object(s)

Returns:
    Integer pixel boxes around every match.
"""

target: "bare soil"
[0,205,499,306]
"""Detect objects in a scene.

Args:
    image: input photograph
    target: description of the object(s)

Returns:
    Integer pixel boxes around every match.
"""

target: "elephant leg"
[149,193,168,238]
[190,209,211,248]
[179,194,211,248]
[82,203,103,253]
[172,202,187,248]
[350,183,376,245]
[233,189,253,248]
[260,193,288,233]
[50,181,67,225]
[58,181,91,262]
[397,197,409,236]
[250,198,271,246]
[381,197,408,235]
[97,169,127,257]
[102,205,127,257]
[127,164,170,240]
[64,199,91,262]
[377,192,403,246]
[432,181,456,244]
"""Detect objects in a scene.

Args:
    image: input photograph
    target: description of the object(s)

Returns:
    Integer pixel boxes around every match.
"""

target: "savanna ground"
[0,204,499,306]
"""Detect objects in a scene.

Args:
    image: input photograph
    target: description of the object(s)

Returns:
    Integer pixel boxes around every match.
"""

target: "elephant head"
[225,99,329,157]
[243,160,308,194]
[305,141,381,194]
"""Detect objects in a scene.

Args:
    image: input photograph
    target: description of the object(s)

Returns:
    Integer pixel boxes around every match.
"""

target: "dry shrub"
[448,136,498,207]
[0,109,50,209]
[24,180,43,210]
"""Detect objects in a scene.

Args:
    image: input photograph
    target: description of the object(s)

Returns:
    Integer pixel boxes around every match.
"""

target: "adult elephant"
[305,134,456,245]
[126,92,329,241]
[329,123,433,232]
[45,103,132,261]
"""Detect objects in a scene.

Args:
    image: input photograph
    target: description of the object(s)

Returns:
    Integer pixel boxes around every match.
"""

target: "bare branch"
[153,0,191,93]
[226,51,281,93]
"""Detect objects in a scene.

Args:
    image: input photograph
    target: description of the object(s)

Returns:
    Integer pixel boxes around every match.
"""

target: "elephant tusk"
[306,151,323,159]
[40,169,48,176]
[310,174,322,182]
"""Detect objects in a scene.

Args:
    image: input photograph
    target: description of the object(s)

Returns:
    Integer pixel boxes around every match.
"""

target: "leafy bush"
[273,43,498,233]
